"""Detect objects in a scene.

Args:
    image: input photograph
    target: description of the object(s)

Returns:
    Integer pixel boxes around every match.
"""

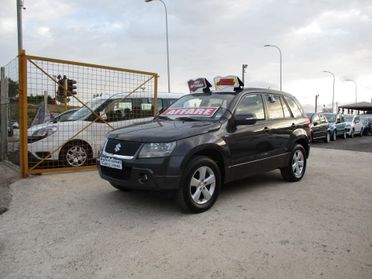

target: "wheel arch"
[58,138,94,160]
[294,137,309,158]
[182,144,227,183]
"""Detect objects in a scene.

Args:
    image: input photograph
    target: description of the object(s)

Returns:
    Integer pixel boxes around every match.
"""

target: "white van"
[28,92,184,167]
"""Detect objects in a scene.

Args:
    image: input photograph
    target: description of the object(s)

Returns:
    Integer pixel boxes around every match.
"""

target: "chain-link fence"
[15,50,159,177]
[1,57,19,165]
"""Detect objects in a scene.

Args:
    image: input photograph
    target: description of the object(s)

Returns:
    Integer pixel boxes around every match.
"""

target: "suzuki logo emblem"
[114,143,122,153]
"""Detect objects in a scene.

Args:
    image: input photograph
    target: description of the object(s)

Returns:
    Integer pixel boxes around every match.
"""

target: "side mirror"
[234,114,257,125]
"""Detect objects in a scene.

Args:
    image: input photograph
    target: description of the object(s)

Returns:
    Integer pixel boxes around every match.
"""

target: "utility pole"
[242,64,248,85]
[315,94,319,113]
[322,70,335,113]
[0,67,9,161]
[17,0,25,50]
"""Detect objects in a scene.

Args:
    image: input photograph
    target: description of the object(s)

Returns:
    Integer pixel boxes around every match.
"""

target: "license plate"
[100,156,122,170]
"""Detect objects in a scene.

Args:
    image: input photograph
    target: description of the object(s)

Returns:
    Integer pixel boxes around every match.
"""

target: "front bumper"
[97,156,182,190]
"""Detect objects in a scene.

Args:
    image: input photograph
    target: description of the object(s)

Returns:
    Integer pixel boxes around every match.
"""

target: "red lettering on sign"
[161,107,219,117]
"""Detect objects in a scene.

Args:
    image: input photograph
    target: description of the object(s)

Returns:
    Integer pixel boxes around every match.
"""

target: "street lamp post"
[145,0,171,93]
[16,0,25,50]
[264,44,282,91]
[322,70,335,113]
[344,79,357,103]
[242,64,248,85]
[315,94,319,113]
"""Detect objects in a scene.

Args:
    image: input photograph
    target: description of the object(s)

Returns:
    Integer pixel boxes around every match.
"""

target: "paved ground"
[0,162,19,215]
[312,134,372,153]
[1,148,372,279]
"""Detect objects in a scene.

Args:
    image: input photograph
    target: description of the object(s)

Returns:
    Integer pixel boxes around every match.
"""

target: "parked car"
[306,112,330,143]
[9,120,19,129]
[344,114,364,138]
[323,113,347,140]
[50,108,79,123]
[28,93,182,167]
[98,79,311,213]
[360,115,372,136]
[8,124,14,137]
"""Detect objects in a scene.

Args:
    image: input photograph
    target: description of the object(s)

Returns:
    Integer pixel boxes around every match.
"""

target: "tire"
[324,132,331,143]
[60,141,92,167]
[109,182,132,192]
[332,130,337,141]
[177,156,221,213]
[280,144,307,182]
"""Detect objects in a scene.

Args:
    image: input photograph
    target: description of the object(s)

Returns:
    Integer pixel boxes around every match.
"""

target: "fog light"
[138,173,149,184]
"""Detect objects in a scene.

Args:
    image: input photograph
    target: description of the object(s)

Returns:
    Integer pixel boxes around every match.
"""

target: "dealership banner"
[161,107,219,117]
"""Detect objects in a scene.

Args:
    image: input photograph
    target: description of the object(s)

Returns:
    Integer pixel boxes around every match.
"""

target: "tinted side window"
[266,95,284,119]
[320,115,327,123]
[284,96,302,118]
[105,99,133,122]
[235,94,265,120]
[157,99,163,113]
[280,97,292,118]
[312,114,320,124]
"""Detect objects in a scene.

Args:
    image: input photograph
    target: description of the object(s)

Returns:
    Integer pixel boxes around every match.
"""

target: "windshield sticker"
[161,107,219,117]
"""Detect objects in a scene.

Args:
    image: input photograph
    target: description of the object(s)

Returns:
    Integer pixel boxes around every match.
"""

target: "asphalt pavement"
[312,133,372,153]
[1,147,372,279]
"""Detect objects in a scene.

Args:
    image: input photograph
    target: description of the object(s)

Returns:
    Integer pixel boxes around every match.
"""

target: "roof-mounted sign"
[214,75,244,92]
[187,78,212,93]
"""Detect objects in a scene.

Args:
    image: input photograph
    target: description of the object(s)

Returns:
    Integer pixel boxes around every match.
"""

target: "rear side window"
[284,96,303,118]
[320,114,327,123]
[266,95,284,119]
[280,97,292,118]
[312,114,320,124]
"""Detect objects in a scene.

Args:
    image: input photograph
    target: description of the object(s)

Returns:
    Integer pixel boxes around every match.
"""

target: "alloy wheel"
[66,145,88,167]
[292,150,305,178]
[189,166,216,205]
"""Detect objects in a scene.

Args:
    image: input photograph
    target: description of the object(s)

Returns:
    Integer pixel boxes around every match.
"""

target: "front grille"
[104,139,142,157]
[100,165,131,180]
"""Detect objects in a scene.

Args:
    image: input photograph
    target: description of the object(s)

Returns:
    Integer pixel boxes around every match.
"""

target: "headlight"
[31,126,58,139]
[138,142,177,158]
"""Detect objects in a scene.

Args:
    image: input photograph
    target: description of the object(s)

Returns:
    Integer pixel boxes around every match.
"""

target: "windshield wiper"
[156,115,172,120]
[175,116,198,121]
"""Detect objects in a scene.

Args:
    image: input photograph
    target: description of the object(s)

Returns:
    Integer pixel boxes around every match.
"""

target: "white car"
[344,114,364,138]
[28,92,183,167]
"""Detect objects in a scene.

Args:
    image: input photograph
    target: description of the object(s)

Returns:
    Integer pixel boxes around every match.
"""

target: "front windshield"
[324,114,336,123]
[159,93,235,121]
[344,115,354,122]
[68,98,107,121]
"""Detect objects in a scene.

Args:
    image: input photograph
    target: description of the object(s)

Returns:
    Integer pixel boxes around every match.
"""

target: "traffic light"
[56,75,67,103]
[67,79,77,96]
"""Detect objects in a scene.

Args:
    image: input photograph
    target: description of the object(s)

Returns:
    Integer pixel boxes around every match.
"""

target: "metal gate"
[18,50,158,177]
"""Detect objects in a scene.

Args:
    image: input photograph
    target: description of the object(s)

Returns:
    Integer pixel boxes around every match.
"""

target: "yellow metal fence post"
[18,49,29,177]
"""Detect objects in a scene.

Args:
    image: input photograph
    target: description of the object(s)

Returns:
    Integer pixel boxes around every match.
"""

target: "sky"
[1,0,372,111]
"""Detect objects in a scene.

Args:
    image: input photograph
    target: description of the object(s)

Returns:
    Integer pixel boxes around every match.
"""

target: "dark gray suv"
[98,88,311,213]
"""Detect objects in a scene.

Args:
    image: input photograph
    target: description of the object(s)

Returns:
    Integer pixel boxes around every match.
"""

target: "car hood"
[108,120,222,142]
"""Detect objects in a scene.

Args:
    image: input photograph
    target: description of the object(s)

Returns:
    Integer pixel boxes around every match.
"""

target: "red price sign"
[161,107,219,117]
